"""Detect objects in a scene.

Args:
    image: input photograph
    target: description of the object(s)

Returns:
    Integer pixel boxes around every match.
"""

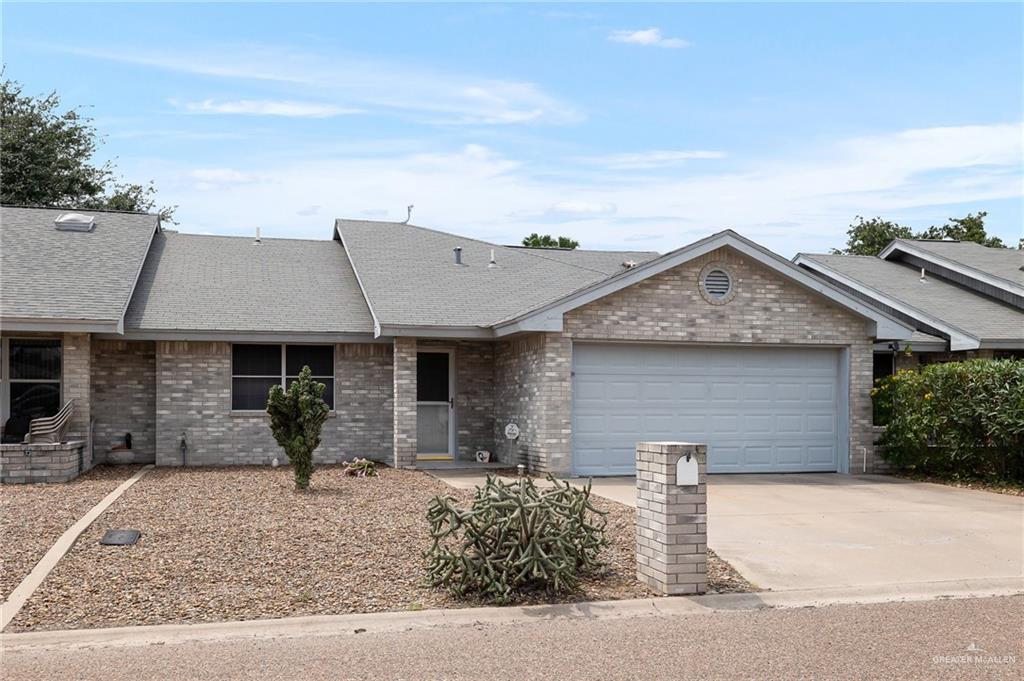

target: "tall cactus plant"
[267,366,329,490]
[425,475,608,603]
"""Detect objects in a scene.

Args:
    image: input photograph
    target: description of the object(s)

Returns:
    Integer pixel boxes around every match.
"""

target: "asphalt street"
[3,595,1021,680]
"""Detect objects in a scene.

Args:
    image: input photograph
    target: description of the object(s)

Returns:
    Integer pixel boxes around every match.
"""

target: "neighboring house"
[1,205,916,480]
[794,240,1024,384]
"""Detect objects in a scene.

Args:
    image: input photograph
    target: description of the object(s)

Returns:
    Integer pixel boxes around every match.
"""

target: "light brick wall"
[392,337,417,468]
[155,341,393,467]
[635,442,708,595]
[493,333,572,473]
[91,339,156,464]
[62,333,93,468]
[521,245,880,474]
[0,441,86,484]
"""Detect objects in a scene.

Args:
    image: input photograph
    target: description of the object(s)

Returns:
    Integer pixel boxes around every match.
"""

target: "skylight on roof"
[54,213,96,232]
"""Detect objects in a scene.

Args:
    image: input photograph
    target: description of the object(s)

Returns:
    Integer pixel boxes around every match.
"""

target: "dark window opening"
[417,352,450,402]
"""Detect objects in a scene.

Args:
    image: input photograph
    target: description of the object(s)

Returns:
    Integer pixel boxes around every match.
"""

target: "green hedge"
[873,359,1024,482]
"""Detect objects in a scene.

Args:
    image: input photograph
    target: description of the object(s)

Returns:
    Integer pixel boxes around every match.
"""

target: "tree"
[521,233,580,249]
[832,211,1009,256]
[0,78,175,220]
[267,366,330,491]
[919,212,1004,248]
[831,216,914,256]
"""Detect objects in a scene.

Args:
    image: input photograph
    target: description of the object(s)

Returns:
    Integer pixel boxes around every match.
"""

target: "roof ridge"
[166,232,334,244]
[0,203,158,217]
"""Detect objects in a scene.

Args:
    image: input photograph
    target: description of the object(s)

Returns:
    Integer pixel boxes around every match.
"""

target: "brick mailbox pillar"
[635,441,708,596]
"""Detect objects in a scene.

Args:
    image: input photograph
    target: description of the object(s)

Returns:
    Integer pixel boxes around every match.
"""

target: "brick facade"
[392,337,417,468]
[419,340,496,460]
[91,339,156,464]
[61,332,93,469]
[0,440,86,484]
[154,341,393,467]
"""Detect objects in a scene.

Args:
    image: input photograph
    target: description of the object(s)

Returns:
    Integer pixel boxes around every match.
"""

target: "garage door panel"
[572,344,840,476]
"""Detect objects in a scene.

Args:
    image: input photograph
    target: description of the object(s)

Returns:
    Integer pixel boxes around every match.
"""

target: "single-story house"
[1,205,920,480]
[794,240,1024,384]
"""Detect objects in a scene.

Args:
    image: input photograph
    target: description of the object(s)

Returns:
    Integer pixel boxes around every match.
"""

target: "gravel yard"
[9,465,751,632]
[0,465,141,601]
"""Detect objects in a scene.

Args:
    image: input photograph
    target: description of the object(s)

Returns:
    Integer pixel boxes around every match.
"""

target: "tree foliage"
[521,233,581,249]
[873,360,1024,482]
[267,366,330,490]
[832,212,1007,256]
[0,78,175,220]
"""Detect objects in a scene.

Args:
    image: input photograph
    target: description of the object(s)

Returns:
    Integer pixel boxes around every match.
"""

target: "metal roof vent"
[54,213,96,232]
[702,268,732,299]
[623,259,638,269]
[488,248,498,269]
[453,246,464,266]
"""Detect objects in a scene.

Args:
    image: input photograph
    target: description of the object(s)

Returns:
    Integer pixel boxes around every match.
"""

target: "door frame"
[416,348,456,460]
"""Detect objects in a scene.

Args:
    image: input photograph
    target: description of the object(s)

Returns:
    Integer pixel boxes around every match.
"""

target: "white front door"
[416,350,454,459]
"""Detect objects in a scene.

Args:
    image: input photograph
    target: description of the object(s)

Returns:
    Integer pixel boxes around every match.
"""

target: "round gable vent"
[698,263,737,304]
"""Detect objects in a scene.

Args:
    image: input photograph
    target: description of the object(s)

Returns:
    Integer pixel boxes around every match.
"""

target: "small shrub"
[424,475,608,604]
[267,366,330,490]
[876,359,1024,482]
[342,457,378,477]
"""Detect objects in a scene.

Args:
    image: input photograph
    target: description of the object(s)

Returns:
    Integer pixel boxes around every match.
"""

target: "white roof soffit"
[879,239,1024,297]
[794,255,980,351]
[494,230,915,340]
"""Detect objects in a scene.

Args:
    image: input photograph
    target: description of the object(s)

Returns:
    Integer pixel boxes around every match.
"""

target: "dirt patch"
[10,466,753,632]
[0,465,140,600]
[893,472,1024,497]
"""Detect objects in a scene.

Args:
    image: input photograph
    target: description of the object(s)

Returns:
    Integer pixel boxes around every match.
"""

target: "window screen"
[417,352,450,402]
[7,339,62,424]
[231,344,334,410]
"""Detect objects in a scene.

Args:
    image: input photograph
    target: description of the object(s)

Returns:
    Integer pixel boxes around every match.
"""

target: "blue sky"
[4,2,1022,255]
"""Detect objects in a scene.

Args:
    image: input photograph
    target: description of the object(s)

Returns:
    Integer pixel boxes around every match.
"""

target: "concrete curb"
[0,465,154,631]
[3,576,1020,652]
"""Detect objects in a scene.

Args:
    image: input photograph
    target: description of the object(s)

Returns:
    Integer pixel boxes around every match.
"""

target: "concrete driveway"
[583,474,1024,592]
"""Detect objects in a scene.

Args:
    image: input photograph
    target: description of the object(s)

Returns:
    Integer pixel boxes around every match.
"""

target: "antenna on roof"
[400,205,414,224]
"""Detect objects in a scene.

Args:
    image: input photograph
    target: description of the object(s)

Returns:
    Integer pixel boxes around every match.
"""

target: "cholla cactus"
[342,457,378,477]
[424,475,607,603]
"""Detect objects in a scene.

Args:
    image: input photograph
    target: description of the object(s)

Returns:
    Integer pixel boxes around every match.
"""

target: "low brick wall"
[0,441,86,484]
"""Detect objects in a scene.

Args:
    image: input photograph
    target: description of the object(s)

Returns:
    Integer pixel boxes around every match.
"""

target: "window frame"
[1,336,63,428]
[230,343,335,412]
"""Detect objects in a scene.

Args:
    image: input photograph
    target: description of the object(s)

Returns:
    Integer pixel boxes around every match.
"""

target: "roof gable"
[496,230,913,339]
[879,239,1024,305]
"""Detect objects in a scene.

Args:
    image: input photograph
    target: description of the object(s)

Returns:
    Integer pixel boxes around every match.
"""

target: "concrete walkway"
[427,470,1024,593]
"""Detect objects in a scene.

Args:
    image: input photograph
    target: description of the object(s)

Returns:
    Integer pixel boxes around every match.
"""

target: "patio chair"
[24,399,75,444]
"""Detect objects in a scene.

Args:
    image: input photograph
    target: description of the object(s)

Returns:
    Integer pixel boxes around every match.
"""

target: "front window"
[231,344,334,411]
[1,338,62,442]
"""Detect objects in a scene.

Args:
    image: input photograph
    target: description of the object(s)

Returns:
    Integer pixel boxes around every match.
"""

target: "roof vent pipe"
[488,248,497,268]
[919,267,925,281]
[453,246,463,265]
[254,227,262,245]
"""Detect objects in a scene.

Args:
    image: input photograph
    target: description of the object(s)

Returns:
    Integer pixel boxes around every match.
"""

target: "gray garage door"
[572,344,841,476]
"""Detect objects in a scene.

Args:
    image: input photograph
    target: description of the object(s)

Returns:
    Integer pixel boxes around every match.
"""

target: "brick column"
[635,441,708,595]
[62,332,92,468]
[392,337,417,468]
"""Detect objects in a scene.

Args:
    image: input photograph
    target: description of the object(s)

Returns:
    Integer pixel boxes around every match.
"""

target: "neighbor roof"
[880,239,1024,292]
[124,231,374,336]
[334,219,651,334]
[796,254,1024,349]
[0,206,160,332]
[508,247,659,275]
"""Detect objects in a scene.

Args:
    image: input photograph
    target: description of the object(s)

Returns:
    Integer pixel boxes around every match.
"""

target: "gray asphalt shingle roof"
[125,231,373,333]
[0,206,159,325]
[335,219,654,329]
[891,239,1024,286]
[801,254,1024,342]
[508,247,659,275]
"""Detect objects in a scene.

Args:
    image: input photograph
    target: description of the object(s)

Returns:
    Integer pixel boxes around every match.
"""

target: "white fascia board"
[111,330,386,343]
[377,325,495,339]
[333,221,384,339]
[794,256,980,351]
[0,318,121,334]
[495,230,914,340]
[880,241,1024,297]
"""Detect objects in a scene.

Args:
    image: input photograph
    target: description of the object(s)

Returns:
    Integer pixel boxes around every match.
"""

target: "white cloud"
[130,122,1022,256]
[548,201,617,216]
[179,99,361,118]
[190,168,255,191]
[56,44,580,126]
[609,28,689,49]
[577,150,726,169]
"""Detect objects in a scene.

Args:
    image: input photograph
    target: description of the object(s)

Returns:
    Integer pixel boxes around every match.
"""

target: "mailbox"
[676,453,699,486]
